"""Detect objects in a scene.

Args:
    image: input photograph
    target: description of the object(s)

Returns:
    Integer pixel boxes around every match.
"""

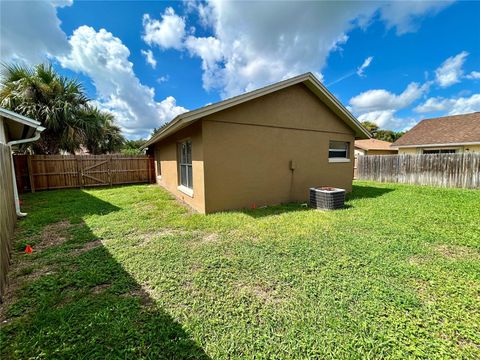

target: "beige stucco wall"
[201,84,356,213]
[354,148,366,156]
[367,149,398,155]
[466,145,480,152]
[355,148,397,156]
[398,147,420,155]
[152,122,206,213]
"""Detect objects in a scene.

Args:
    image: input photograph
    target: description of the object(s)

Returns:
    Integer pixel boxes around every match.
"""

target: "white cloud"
[349,82,429,114]
[0,0,72,63]
[414,94,480,115]
[157,75,169,83]
[184,35,223,90]
[60,26,187,138]
[435,51,469,87]
[356,56,373,77]
[379,0,454,35]
[145,1,452,98]
[466,71,480,80]
[142,7,186,50]
[141,49,157,68]
[357,110,417,131]
[349,82,431,130]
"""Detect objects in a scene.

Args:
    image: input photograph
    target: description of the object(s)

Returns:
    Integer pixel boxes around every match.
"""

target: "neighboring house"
[392,112,480,154]
[0,108,45,216]
[354,139,397,156]
[143,73,370,214]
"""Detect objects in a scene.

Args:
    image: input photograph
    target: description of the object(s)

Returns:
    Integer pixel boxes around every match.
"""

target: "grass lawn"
[0,181,479,359]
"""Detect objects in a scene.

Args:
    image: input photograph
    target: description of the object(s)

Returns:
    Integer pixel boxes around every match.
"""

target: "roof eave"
[393,141,480,148]
[142,72,370,148]
[0,107,43,128]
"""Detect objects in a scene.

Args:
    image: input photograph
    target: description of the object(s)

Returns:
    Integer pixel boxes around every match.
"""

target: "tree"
[375,129,405,142]
[361,121,379,137]
[121,139,146,155]
[83,107,124,154]
[361,121,404,142]
[0,63,124,154]
[150,122,169,138]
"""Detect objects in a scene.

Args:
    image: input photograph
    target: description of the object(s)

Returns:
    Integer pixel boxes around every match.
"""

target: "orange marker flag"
[25,245,33,254]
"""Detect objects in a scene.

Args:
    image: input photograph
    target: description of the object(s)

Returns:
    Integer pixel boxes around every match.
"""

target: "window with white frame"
[423,149,457,154]
[154,146,161,177]
[329,141,349,159]
[179,140,193,189]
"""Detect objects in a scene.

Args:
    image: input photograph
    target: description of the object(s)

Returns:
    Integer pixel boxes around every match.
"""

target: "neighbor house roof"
[355,139,394,151]
[143,72,370,148]
[392,112,480,148]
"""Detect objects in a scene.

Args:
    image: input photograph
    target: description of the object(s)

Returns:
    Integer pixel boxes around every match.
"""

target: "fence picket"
[14,154,155,191]
[357,153,480,189]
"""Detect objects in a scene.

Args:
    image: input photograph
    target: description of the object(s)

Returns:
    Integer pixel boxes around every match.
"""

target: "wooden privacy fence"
[1,144,17,300]
[14,154,155,192]
[357,153,480,189]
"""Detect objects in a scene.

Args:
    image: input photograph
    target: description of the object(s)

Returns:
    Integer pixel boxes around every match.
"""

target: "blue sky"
[1,1,479,139]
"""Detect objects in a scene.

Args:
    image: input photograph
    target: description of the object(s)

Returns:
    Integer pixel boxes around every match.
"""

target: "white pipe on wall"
[7,130,43,217]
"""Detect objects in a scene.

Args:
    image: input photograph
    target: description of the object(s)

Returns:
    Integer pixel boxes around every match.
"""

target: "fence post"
[27,155,35,193]
[76,156,83,188]
[108,155,113,187]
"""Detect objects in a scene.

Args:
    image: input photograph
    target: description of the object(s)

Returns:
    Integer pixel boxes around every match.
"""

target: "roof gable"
[143,73,370,147]
[392,112,480,147]
[355,139,393,151]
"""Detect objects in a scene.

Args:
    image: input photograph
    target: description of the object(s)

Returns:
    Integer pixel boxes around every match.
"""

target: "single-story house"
[354,139,397,156]
[392,112,480,154]
[143,73,370,214]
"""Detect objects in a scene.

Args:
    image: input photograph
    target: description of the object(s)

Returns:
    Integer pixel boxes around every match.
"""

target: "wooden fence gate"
[14,154,155,192]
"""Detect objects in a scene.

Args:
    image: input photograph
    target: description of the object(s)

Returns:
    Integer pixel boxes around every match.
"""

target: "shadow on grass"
[234,202,310,219]
[227,183,395,217]
[1,190,209,359]
[346,184,394,201]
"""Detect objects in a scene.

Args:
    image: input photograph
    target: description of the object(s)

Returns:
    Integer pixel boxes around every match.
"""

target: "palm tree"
[83,107,124,154]
[0,63,123,154]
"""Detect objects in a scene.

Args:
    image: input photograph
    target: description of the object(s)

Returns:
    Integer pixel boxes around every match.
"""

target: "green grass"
[1,181,479,359]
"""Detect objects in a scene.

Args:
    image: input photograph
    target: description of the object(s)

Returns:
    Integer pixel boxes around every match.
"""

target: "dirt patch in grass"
[35,220,72,251]
[136,229,188,246]
[70,240,103,255]
[90,284,110,294]
[434,244,480,260]
[122,286,155,307]
[186,232,221,248]
[412,279,436,305]
[0,263,56,323]
[408,254,432,266]
[409,244,479,265]
[237,282,285,305]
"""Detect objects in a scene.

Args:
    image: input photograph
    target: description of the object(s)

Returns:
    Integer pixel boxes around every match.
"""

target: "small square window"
[329,141,349,159]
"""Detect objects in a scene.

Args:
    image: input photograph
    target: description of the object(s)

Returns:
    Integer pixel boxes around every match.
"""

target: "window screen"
[179,140,193,189]
[154,146,161,177]
[423,149,456,154]
[329,141,349,159]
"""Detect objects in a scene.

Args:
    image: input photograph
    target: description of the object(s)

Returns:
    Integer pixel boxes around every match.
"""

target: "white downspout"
[7,130,44,217]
